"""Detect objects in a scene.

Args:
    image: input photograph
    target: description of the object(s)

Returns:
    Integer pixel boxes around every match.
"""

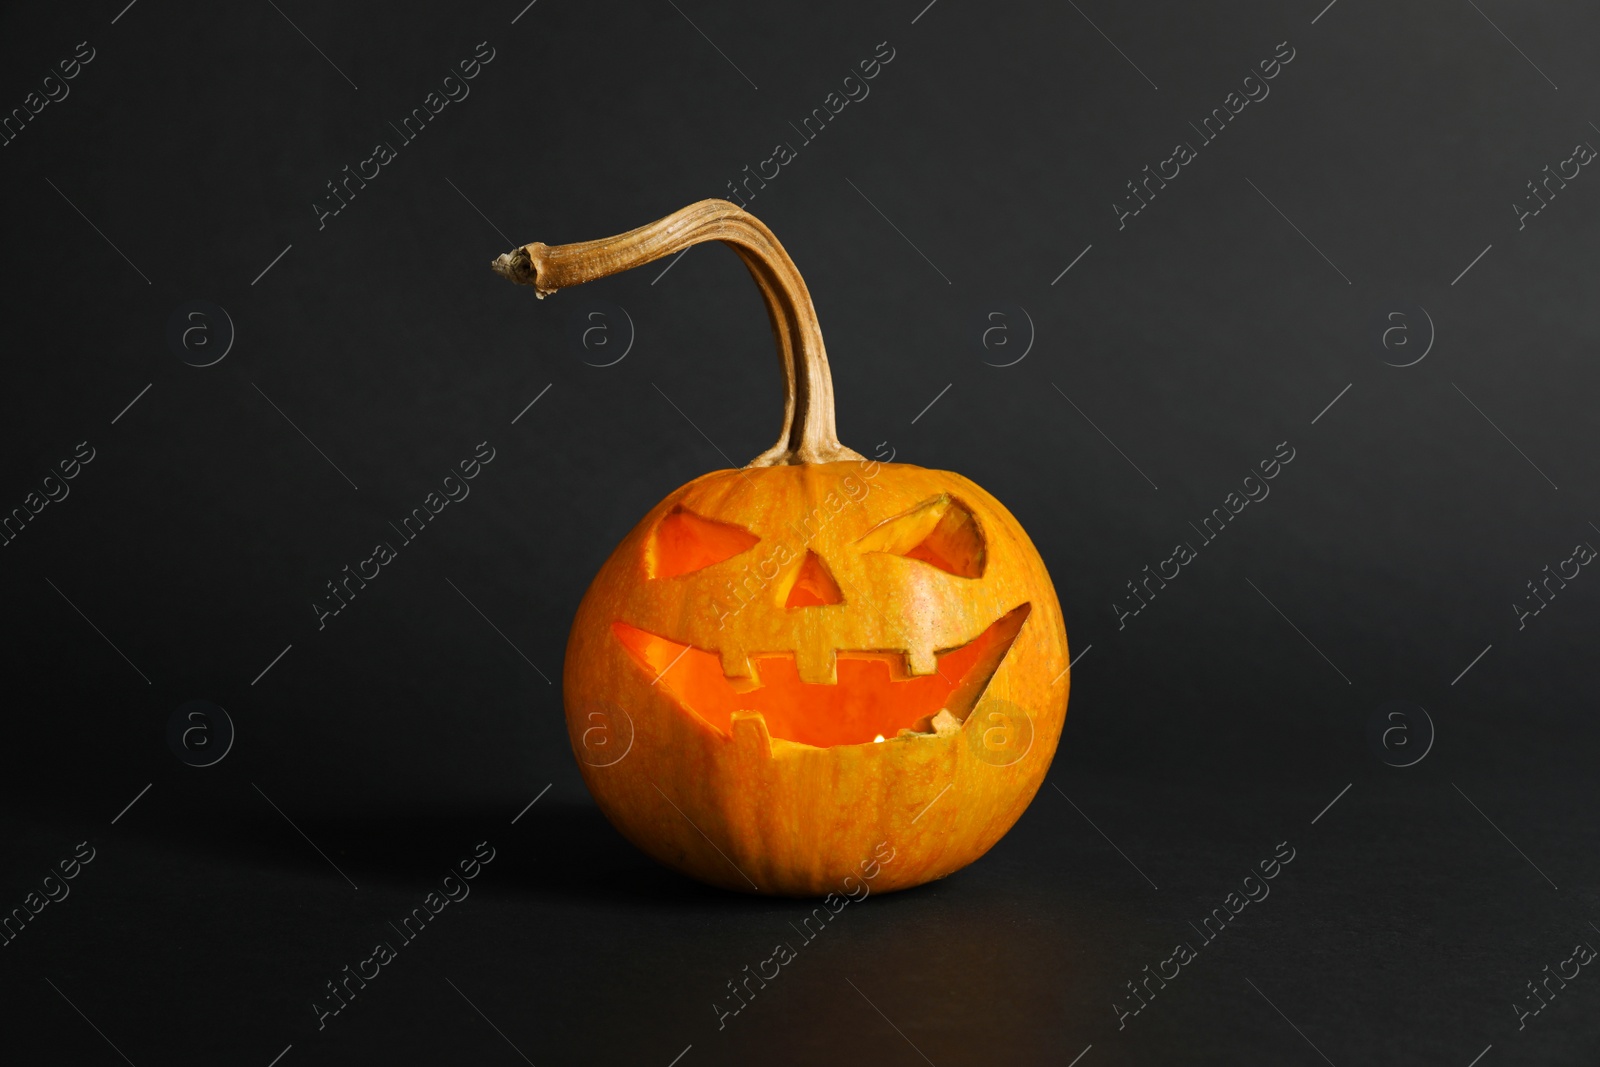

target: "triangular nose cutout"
[785,551,843,608]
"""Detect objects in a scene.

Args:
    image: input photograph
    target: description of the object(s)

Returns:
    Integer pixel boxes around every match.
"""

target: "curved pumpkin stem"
[491,199,863,467]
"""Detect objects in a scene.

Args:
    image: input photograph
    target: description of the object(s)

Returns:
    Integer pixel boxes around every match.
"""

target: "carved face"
[563,460,1070,896]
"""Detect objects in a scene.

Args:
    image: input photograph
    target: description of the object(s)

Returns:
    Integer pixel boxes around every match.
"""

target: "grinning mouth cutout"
[611,604,1031,748]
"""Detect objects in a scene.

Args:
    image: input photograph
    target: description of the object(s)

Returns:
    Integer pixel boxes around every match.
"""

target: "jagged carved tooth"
[907,646,940,677]
[729,711,772,758]
[794,645,838,685]
[719,647,754,681]
[726,671,762,695]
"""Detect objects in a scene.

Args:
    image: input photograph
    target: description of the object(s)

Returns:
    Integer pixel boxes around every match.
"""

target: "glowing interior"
[785,551,843,608]
[855,495,986,578]
[647,507,759,578]
[611,605,1031,748]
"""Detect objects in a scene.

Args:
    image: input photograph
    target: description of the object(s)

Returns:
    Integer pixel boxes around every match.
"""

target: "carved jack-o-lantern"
[493,201,1069,895]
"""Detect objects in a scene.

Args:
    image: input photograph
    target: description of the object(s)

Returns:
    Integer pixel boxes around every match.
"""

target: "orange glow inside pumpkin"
[855,494,987,578]
[611,605,1030,747]
[902,504,984,577]
[646,507,760,579]
[785,550,843,608]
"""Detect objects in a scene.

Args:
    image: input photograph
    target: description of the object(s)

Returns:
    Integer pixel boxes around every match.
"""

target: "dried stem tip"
[489,199,863,467]
[490,248,544,295]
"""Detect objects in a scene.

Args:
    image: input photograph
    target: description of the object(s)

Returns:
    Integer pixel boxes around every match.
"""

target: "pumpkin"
[492,200,1069,895]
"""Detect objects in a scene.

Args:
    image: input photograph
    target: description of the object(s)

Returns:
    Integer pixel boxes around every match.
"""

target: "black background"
[2,0,1598,1064]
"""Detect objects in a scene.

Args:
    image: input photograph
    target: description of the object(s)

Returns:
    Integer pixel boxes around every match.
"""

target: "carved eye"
[646,506,759,578]
[854,495,985,578]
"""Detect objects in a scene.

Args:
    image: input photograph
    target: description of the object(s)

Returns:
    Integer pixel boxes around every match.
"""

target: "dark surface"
[2,0,1598,1064]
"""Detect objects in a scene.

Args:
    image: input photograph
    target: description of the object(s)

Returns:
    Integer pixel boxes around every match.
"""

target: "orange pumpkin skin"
[562,461,1069,896]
